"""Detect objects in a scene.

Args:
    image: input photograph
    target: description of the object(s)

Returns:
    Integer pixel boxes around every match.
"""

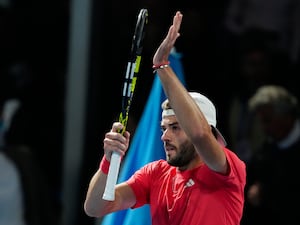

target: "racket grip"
[102,151,121,201]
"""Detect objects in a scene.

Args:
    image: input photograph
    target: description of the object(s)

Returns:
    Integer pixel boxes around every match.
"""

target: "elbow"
[84,201,103,218]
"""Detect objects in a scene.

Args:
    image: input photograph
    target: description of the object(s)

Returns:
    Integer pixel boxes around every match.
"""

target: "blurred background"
[0,0,299,225]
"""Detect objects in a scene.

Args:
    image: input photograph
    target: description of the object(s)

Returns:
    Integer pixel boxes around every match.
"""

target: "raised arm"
[153,11,228,174]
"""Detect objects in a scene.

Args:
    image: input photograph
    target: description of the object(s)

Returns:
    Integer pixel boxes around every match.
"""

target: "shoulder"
[128,159,172,180]
[224,147,245,165]
[223,147,246,181]
[126,159,171,189]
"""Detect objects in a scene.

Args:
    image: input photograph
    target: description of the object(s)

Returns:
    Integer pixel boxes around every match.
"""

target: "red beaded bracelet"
[152,61,170,72]
[152,61,170,70]
[99,156,110,174]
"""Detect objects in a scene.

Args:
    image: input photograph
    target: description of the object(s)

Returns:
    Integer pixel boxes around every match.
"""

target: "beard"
[167,140,197,167]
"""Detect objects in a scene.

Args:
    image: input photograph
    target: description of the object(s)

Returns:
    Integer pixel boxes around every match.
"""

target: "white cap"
[162,92,227,146]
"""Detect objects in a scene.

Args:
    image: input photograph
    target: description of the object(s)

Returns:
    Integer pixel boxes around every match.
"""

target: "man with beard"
[84,11,246,225]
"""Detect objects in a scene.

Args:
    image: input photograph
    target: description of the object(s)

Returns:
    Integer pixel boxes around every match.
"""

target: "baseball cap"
[162,92,227,146]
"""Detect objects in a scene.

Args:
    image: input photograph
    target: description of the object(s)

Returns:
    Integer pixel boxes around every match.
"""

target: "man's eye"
[171,125,179,131]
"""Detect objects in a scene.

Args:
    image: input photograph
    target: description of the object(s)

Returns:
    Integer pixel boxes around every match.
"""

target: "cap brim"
[213,127,227,147]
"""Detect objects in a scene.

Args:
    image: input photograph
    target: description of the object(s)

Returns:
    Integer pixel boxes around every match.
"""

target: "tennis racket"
[102,8,148,201]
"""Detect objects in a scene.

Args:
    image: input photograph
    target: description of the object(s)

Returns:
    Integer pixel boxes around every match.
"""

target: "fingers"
[169,11,182,37]
[103,122,130,159]
[166,11,182,42]
[111,121,124,132]
[173,11,183,34]
[153,11,183,65]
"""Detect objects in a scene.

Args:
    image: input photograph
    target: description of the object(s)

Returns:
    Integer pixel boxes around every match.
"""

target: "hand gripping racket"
[102,8,148,201]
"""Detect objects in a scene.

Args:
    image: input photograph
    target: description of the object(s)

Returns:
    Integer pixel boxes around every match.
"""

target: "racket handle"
[102,151,121,201]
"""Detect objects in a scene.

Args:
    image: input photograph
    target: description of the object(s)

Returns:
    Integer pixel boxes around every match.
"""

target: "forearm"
[157,67,212,140]
[157,66,227,173]
[84,157,115,217]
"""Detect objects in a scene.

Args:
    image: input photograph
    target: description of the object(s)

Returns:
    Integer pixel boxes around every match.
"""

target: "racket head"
[130,8,148,60]
[118,9,148,132]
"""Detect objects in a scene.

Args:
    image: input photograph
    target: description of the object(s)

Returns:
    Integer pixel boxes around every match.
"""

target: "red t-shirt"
[126,148,246,225]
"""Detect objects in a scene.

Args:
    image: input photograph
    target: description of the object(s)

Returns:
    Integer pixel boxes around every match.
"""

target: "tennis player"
[84,11,246,225]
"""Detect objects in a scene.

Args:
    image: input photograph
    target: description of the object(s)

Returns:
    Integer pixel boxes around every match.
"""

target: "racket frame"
[102,8,148,201]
